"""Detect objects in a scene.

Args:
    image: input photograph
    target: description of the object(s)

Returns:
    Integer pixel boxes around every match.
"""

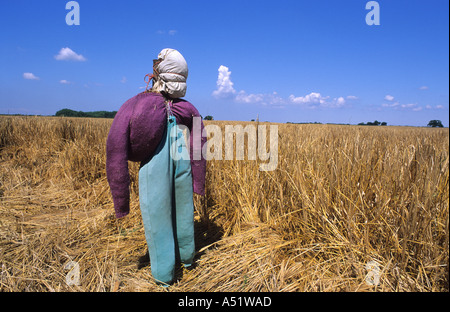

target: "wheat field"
[0,115,448,292]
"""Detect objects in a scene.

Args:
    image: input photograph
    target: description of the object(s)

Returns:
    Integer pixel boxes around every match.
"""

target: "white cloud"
[212,65,236,98]
[335,96,346,107]
[426,105,445,110]
[59,79,71,84]
[23,72,39,80]
[321,96,347,108]
[156,30,177,35]
[419,86,429,90]
[236,90,264,103]
[289,92,327,105]
[235,91,285,106]
[401,103,418,109]
[383,100,425,111]
[55,47,86,61]
[382,101,400,108]
[287,93,349,109]
[267,92,285,105]
[121,76,127,84]
[212,65,352,109]
[212,65,286,105]
[384,94,395,101]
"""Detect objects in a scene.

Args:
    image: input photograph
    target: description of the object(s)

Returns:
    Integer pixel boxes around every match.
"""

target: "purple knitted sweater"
[106,92,206,218]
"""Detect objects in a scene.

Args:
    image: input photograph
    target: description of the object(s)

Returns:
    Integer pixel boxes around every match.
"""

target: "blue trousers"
[139,115,195,285]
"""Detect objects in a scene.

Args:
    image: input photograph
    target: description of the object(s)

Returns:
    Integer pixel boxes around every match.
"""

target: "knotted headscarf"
[146,48,188,99]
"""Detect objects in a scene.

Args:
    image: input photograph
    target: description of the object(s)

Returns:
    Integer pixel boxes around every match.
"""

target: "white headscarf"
[152,48,188,98]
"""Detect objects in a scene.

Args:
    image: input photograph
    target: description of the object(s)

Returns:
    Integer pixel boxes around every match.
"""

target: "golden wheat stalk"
[0,116,448,291]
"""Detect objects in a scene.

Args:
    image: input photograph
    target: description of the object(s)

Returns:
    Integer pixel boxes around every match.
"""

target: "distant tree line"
[427,120,444,127]
[287,121,323,125]
[358,120,387,126]
[55,108,117,118]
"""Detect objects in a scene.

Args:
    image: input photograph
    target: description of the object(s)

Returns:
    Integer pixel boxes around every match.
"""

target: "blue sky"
[1,0,448,126]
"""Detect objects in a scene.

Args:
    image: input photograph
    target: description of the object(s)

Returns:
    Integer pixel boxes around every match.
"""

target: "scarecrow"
[106,48,206,285]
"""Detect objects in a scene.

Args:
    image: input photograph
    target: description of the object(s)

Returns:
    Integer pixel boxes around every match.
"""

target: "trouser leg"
[138,117,196,285]
[170,124,195,266]
[139,123,175,285]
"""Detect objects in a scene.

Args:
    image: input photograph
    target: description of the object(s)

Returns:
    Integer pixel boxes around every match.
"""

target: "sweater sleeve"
[106,100,133,218]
